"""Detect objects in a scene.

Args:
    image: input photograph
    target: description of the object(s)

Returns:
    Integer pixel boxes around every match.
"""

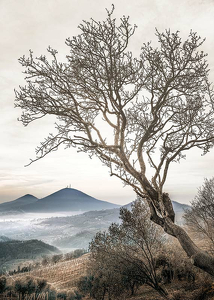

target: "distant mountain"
[172,201,191,224]
[0,194,38,212]
[123,200,190,213]
[172,200,191,212]
[0,188,119,213]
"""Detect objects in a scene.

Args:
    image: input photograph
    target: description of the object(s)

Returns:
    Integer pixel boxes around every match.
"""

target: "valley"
[0,188,190,276]
[0,196,189,253]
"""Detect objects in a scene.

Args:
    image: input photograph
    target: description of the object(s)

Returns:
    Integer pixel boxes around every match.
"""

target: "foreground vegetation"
[1,178,214,299]
[0,250,88,299]
[76,198,214,300]
[2,182,214,299]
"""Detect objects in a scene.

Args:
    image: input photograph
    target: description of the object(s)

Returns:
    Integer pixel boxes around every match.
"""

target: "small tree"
[14,277,47,300]
[15,6,214,275]
[35,279,47,299]
[42,256,50,266]
[68,290,83,300]
[89,200,168,298]
[0,277,7,294]
[78,272,126,300]
[14,279,30,300]
[184,178,214,252]
[57,291,67,300]
[51,254,63,264]
[78,275,95,298]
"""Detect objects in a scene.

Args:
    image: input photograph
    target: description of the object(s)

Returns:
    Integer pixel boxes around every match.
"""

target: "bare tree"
[15,6,214,275]
[184,178,214,252]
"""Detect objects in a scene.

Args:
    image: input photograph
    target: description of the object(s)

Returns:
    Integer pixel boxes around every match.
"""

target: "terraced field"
[7,254,90,292]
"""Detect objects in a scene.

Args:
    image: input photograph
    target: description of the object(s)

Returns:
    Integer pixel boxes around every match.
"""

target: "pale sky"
[0,0,214,205]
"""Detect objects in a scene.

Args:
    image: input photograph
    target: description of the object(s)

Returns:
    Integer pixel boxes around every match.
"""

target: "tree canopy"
[15,6,214,276]
[15,7,214,197]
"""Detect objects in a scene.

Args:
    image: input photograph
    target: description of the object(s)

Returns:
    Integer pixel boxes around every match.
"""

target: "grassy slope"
[7,254,90,292]
[6,254,214,299]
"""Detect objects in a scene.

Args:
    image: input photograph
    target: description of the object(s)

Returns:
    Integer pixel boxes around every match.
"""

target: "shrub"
[0,277,7,294]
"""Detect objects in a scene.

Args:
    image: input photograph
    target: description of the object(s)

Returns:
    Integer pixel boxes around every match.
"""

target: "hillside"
[7,254,90,292]
[4,254,213,300]
[49,208,121,249]
[0,239,60,264]
[39,201,190,249]
[0,236,12,242]
[5,253,204,299]
[0,188,119,213]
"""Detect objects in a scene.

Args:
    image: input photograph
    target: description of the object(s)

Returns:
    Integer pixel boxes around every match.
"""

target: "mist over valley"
[0,188,189,252]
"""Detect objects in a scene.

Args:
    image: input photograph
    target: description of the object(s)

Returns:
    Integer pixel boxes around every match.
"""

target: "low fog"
[0,211,85,250]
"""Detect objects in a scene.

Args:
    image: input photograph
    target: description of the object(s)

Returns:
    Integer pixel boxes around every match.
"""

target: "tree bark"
[163,218,214,276]
[150,210,214,276]
[154,284,169,299]
[143,182,214,277]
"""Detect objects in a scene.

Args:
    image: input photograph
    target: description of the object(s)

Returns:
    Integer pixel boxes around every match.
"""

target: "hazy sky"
[0,0,214,205]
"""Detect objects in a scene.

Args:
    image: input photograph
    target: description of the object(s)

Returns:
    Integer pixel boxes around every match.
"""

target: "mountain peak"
[41,188,101,201]
[22,194,37,199]
[0,194,38,212]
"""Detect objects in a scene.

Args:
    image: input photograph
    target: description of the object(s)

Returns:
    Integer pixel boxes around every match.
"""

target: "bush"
[193,278,214,300]
[13,277,48,299]
[155,245,197,286]
[48,289,57,300]
[57,291,67,299]
[0,277,7,294]
[64,249,87,261]
[52,254,63,264]
[68,290,83,300]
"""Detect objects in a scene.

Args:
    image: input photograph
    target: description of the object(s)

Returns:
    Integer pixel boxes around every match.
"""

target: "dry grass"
[122,280,214,300]
[5,254,214,299]
[7,254,90,292]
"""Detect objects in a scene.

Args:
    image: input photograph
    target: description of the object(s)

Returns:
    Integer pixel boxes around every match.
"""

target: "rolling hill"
[0,236,12,242]
[172,201,190,224]
[0,188,190,216]
[0,239,60,261]
[172,200,190,212]
[0,238,61,273]
[39,201,190,249]
[6,254,90,292]
[43,208,121,249]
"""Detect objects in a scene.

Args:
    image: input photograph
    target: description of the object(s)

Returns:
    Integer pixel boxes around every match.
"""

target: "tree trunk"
[130,282,135,295]
[102,288,106,300]
[164,218,214,276]
[146,189,214,277]
[153,283,169,299]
